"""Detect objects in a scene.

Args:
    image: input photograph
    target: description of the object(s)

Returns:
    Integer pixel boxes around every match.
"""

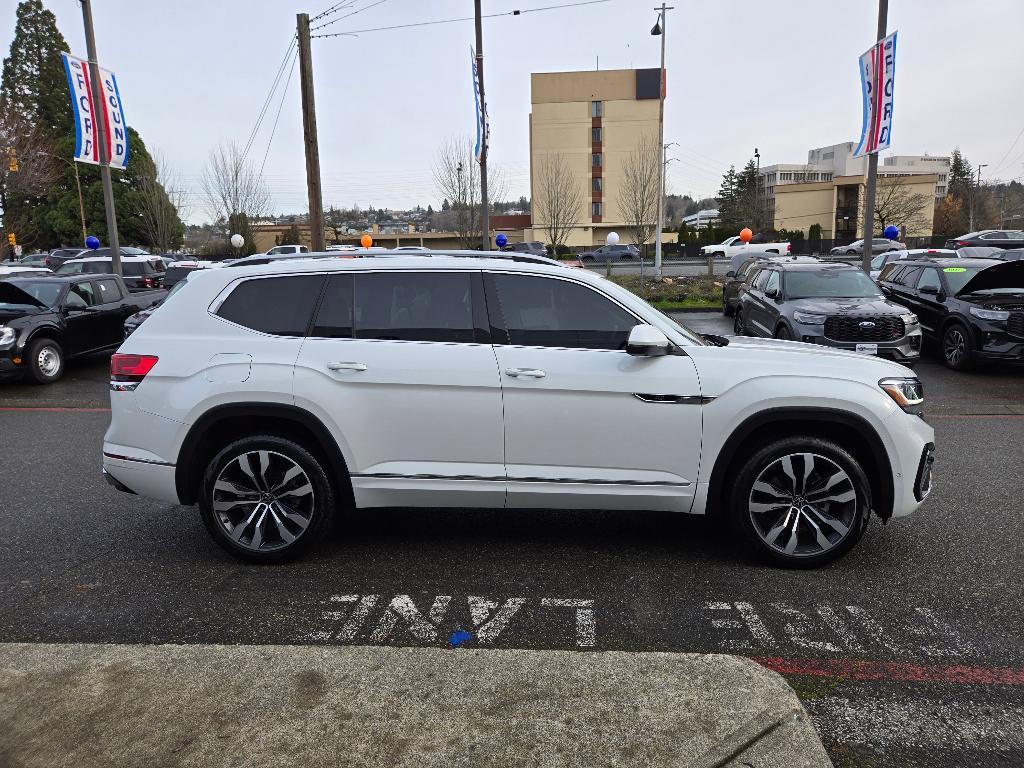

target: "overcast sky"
[3,0,1023,222]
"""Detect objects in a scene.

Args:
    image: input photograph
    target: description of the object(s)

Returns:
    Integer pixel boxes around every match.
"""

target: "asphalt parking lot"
[1,313,1022,767]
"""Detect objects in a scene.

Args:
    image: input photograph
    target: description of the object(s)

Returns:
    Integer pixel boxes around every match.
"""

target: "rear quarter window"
[216,275,326,336]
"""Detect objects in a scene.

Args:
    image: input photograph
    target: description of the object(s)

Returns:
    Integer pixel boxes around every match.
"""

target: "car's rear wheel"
[733,308,747,335]
[27,338,64,384]
[729,437,870,567]
[942,322,974,370]
[199,435,335,563]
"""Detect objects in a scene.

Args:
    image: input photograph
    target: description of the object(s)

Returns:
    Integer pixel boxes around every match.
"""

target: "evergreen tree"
[716,166,739,228]
[0,0,183,250]
[948,148,973,204]
[0,0,70,141]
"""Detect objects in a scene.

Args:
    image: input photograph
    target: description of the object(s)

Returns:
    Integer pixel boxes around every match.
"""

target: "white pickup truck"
[700,236,790,261]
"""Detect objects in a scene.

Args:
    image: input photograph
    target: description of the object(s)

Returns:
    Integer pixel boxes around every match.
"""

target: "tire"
[581,255,594,262]
[712,251,725,259]
[198,435,336,563]
[722,290,734,317]
[942,322,974,371]
[774,324,792,340]
[728,436,870,568]
[27,338,65,384]
[733,308,747,336]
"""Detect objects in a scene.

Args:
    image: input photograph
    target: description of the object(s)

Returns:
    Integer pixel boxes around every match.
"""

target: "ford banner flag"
[61,52,129,169]
[853,31,897,158]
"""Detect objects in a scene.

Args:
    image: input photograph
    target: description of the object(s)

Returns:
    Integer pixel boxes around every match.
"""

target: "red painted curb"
[753,656,1024,686]
[0,407,111,412]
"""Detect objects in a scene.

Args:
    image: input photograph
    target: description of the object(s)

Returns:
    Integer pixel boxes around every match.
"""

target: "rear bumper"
[102,451,180,504]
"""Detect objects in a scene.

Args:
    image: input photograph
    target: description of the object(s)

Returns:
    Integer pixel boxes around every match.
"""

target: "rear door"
[486,271,701,512]
[744,268,774,336]
[293,270,505,508]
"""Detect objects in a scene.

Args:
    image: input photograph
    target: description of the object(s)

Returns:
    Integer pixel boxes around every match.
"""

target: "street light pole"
[651,3,672,279]
[970,163,987,231]
[80,0,121,275]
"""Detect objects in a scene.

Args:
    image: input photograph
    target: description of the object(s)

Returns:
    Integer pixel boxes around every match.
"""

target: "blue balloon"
[883,225,899,240]
[85,235,101,249]
[495,233,508,248]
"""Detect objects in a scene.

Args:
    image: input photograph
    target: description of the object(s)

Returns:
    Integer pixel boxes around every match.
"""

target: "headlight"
[969,307,1009,321]
[0,326,15,346]
[879,377,924,412]
[900,312,919,325]
[793,311,826,325]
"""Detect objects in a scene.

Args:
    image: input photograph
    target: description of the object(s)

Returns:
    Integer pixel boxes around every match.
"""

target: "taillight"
[142,276,156,288]
[111,354,158,383]
[787,243,791,253]
[957,241,969,247]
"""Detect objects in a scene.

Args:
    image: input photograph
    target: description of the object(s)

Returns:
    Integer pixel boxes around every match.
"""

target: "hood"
[0,283,48,313]
[956,260,1024,296]
[722,335,913,372]
[788,296,900,315]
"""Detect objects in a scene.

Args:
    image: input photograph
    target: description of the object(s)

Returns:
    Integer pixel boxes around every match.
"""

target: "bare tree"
[534,153,583,253]
[619,133,661,250]
[0,115,59,255]
[136,149,186,253]
[871,175,932,235]
[432,137,506,248]
[201,141,270,254]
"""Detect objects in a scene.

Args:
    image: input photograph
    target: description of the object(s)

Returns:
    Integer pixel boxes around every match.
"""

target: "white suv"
[102,254,935,567]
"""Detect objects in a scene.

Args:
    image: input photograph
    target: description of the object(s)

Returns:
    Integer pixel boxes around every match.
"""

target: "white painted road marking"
[704,601,976,658]
[540,598,596,647]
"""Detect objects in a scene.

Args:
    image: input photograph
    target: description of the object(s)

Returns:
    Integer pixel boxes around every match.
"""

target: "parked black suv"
[734,261,922,363]
[877,257,1024,369]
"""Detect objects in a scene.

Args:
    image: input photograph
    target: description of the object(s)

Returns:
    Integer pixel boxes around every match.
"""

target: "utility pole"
[860,0,887,275]
[80,0,120,274]
[754,147,761,228]
[474,0,490,250]
[651,3,672,278]
[969,163,987,231]
[297,13,325,252]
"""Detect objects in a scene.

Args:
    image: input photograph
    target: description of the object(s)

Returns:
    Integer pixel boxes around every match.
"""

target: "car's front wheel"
[729,437,870,567]
[733,308,747,335]
[199,435,335,563]
[27,338,64,384]
[774,324,792,340]
[942,322,974,370]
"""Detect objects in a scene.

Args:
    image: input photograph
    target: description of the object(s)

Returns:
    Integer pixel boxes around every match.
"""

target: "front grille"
[824,315,905,342]
[1008,312,1024,338]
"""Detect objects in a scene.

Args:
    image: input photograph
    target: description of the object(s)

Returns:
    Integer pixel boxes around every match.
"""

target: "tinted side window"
[67,281,97,306]
[917,268,942,292]
[95,278,123,303]
[491,273,637,351]
[897,266,923,287]
[751,269,770,290]
[764,271,780,294]
[354,272,475,343]
[311,274,353,338]
[82,261,111,274]
[217,275,325,336]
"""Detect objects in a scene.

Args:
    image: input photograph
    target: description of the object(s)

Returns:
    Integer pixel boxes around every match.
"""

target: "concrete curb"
[0,643,831,767]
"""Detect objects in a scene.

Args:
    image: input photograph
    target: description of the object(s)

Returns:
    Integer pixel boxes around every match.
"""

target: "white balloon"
[606,231,620,245]
[229,234,244,248]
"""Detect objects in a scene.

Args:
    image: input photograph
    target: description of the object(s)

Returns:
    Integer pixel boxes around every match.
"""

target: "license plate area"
[855,343,878,355]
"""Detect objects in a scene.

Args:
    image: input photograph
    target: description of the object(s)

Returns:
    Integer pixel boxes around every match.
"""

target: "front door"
[61,281,104,356]
[485,271,702,512]
[293,270,505,509]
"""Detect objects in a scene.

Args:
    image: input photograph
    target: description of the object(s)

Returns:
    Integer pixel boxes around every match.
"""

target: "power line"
[310,1,356,23]
[312,0,613,39]
[311,0,390,31]
[991,125,1024,175]
[241,35,298,163]
[259,48,299,177]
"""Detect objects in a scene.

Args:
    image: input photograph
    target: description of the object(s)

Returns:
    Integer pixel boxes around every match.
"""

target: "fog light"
[802,335,815,343]
[910,336,921,349]
[12,357,21,364]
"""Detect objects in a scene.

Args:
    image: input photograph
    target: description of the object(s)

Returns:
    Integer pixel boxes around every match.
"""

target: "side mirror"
[725,270,736,278]
[919,285,939,295]
[764,287,779,299]
[626,324,670,357]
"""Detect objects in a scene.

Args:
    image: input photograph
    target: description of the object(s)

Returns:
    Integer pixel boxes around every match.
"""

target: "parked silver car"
[831,238,905,256]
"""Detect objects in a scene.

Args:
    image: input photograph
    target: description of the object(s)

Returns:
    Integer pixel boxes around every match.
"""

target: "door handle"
[504,367,546,379]
[326,361,367,372]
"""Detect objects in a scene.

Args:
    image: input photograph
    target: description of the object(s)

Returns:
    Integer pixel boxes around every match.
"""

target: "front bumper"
[793,327,923,362]
[884,410,936,518]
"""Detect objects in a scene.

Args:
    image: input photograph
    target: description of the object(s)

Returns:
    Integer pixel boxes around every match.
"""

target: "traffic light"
[6,233,15,247]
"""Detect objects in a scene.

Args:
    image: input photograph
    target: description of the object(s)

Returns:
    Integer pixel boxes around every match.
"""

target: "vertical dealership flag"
[61,52,130,169]
[853,31,897,158]
[471,47,488,164]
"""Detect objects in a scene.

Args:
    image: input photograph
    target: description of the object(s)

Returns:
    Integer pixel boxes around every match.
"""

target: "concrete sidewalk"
[0,643,831,767]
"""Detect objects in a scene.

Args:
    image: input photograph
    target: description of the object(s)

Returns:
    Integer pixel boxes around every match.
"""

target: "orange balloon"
[739,228,753,243]
[360,234,373,249]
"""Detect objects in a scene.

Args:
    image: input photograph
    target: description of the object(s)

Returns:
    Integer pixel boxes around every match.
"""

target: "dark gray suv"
[734,262,922,364]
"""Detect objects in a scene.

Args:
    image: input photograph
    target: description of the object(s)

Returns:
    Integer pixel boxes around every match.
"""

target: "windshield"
[944,267,986,293]
[785,269,882,299]
[0,280,61,308]
[870,254,888,270]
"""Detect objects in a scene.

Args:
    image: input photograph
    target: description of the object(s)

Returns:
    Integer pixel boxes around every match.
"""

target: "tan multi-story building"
[526,68,664,248]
